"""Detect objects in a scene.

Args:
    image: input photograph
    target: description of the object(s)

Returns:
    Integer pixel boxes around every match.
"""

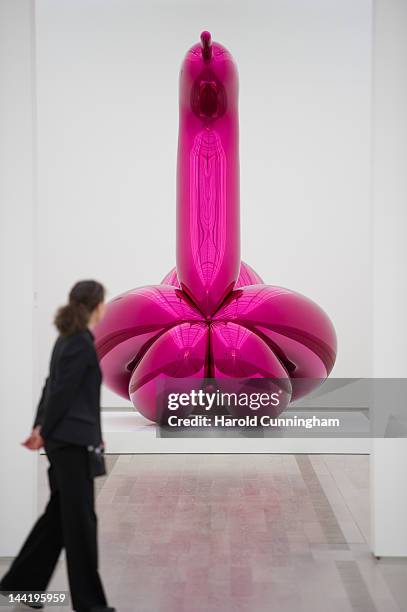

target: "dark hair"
[54,280,105,336]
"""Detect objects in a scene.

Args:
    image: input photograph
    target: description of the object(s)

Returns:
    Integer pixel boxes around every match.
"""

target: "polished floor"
[1,454,407,612]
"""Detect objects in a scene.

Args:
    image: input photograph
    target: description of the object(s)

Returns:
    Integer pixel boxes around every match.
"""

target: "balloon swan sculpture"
[94,31,337,422]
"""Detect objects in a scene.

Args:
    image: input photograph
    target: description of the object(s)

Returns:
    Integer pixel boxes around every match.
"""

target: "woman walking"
[0,280,115,612]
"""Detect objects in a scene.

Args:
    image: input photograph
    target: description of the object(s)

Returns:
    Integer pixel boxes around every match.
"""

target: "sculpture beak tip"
[200,30,212,61]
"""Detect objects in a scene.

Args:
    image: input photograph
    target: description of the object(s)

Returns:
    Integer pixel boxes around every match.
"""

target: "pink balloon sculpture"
[94,31,337,422]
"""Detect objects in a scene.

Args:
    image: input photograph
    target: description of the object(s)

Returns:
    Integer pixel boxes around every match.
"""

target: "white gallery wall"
[0,0,38,556]
[370,0,407,557]
[34,0,372,408]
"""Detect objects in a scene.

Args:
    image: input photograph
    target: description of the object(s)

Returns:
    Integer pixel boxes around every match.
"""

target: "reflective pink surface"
[94,31,337,422]
[94,286,202,401]
[176,32,240,316]
[161,260,263,290]
[129,322,208,422]
[213,285,336,400]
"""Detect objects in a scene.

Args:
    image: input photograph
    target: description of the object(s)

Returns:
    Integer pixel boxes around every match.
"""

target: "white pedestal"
[100,410,371,454]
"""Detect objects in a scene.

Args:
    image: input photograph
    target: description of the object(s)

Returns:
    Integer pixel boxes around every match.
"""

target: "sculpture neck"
[176,106,240,316]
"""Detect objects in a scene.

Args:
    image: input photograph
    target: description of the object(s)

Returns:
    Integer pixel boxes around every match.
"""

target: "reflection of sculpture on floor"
[94,31,337,422]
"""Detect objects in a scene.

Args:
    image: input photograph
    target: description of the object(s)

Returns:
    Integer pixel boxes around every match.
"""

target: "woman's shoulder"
[57,330,94,352]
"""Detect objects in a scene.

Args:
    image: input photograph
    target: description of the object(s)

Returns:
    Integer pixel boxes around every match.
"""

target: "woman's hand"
[21,426,44,451]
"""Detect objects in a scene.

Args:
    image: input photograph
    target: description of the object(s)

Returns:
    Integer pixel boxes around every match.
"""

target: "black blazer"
[33,329,103,447]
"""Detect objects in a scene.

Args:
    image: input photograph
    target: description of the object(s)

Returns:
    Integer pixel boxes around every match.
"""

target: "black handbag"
[87,445,107,478]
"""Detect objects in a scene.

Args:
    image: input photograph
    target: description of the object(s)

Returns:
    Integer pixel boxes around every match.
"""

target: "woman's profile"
[0,280,115,612]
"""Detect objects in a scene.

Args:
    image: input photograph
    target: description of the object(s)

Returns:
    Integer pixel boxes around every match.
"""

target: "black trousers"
[1,444,107,612]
